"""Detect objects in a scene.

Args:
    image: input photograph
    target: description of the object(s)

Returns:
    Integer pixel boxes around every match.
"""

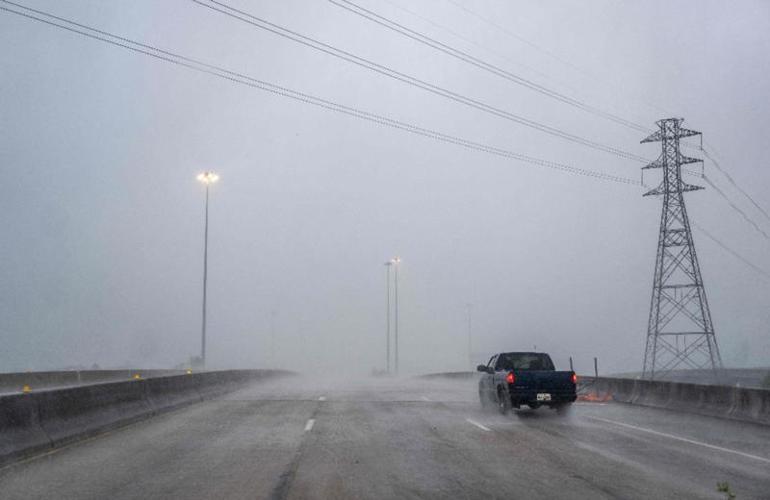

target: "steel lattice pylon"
[641,118,723,380]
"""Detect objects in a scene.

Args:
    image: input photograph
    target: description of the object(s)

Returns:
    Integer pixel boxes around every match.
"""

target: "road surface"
[0,376,768,499]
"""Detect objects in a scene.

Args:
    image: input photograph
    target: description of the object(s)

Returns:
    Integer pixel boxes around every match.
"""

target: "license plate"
[536,393,551,401]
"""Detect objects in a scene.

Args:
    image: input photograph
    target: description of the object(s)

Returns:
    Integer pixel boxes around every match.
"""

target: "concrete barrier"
[0,393,52,464]
[36,380,153,447]
[0,369,292,467]
[145,374,202,412]
[578,376,770,425]
[0,370,185,395]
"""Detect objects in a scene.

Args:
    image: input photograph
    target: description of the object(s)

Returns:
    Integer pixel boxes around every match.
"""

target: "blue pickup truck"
[477,352,577,414]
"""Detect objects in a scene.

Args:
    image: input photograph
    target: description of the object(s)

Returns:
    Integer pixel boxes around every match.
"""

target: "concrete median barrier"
[144,375,202,412]
[0,393,52,465]
[730,386,770,425]
[0,369,292,467]
[0,369,186,395]
[36,380,153,447]
[578,376,770,425]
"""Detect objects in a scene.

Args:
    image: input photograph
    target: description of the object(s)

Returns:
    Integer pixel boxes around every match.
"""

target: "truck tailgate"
[513,370,574,392]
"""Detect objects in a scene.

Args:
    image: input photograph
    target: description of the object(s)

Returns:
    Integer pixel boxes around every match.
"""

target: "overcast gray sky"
[1,0,769,374]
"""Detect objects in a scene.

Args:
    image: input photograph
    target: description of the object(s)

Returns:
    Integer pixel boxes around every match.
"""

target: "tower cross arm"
[641,130,663,144]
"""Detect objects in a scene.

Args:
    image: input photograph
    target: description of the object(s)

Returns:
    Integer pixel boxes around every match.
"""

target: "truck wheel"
[497,387,510,415]
[555,403,572,415]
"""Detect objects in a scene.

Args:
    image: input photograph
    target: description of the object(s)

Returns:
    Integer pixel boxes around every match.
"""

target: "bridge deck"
[0,377,767,499]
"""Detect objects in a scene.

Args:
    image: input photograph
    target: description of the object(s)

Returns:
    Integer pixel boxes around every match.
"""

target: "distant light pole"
[392,256,401,375]
[384,261,393,373]
[270,309,279,369]
[197,171,219,369]
[466,303,473,369]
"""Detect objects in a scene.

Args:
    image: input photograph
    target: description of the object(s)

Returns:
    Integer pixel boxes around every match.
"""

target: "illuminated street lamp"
[197,171,219,368]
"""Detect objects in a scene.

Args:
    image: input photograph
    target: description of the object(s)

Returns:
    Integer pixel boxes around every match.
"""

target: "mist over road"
[0,376,767,499]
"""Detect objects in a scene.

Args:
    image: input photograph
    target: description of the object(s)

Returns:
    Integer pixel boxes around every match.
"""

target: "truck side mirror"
[476,364,487,373]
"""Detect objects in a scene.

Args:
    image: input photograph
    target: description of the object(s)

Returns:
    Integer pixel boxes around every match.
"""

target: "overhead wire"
[701,146,770,223]
[378,0,577,96]
[191,0,650,164]
[691,220,770,281]
[0,0,640,187]
[365,0,770,237]
[203,0,770,242]
[440,0,672,120]
[701,174,770,240]
[1,0,767,283]
[328,0,651,133]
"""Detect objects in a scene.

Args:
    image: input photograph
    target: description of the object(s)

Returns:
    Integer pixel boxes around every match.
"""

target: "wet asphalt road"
[0,376,768,499]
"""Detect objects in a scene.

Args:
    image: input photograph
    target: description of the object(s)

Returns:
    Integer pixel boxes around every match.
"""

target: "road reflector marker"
[465,418,491,432]
[132,374,142,380]
[22,384,31,394]
[304,419,315,432]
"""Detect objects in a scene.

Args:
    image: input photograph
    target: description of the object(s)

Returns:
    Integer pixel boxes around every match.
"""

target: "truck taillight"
[571,373,577,384]
[506,372,515,384]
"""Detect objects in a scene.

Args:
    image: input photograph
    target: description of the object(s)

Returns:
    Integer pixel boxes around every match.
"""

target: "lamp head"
[197,171,220,184]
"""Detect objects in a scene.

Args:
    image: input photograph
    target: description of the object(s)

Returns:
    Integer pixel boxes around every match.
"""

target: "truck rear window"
[497,353,555,371]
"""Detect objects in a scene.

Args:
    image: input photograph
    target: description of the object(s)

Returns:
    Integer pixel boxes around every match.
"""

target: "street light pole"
[384,261,392,374]
[466,303,473,369]
[197,171,219,369]
[393,256,401,375]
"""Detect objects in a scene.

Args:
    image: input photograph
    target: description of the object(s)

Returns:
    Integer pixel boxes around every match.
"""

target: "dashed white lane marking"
[318,396,326,401]
[588,416,770,464]
[465,418,492,432]
[575,402,607,406]
[421,396,431,401]
[304,419,315,432]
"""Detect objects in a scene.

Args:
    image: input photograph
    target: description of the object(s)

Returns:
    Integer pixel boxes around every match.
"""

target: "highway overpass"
[0,372,768,499]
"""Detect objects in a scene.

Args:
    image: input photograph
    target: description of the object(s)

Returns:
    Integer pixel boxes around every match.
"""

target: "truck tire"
[554,403,572,415]
[497,387,511,415]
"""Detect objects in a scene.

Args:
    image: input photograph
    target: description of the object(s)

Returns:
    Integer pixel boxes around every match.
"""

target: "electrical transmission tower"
[641,118,723,380]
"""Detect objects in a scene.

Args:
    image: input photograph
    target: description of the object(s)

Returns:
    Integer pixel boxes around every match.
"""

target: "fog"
[1,0,768,375]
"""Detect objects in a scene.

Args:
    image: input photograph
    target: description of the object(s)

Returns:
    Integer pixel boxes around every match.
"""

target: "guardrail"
[578,376,770,425]
[0,369,292,467]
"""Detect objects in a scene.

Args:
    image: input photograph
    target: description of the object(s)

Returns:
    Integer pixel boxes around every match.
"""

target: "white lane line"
[318,396,326,401]
[421,396,431,401]
[588,416,770,464]
[304,419,315,432]
[465,418,492,432]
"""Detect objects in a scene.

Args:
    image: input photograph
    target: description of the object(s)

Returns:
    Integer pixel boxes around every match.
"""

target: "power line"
[191,0,649,164]
[701,146,770,223]
[379,0,577,96]
[701,174,770,240]
[440,0,672,120]
[441,0,770,233]
[681,139,770,232]
[328,0,651,134]
[442,0,595,82]
[0,0,640,187]
[3,1,766,284]
[691,220,770,282]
